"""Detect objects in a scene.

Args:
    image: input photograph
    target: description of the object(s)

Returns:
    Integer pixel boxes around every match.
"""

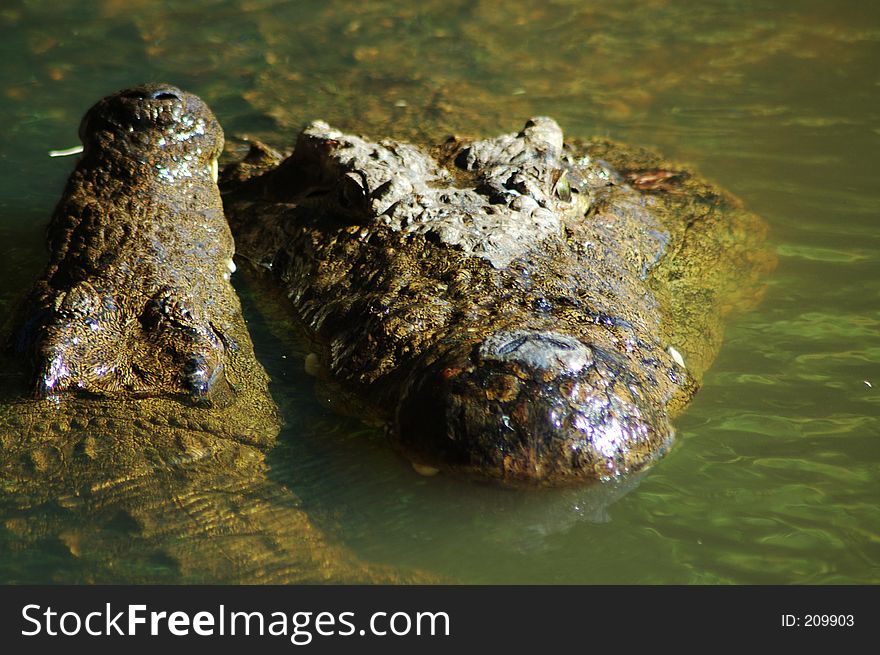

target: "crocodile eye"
[337,172,367,211]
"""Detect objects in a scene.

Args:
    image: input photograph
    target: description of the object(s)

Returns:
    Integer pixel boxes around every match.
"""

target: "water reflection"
[381,473,646,554]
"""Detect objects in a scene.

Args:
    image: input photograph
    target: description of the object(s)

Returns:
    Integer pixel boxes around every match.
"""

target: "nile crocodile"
[0,84,420,583]
[222,117,774,486]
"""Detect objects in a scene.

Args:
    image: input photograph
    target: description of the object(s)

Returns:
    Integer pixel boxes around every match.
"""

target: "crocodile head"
[221,113,770,487]
[20,84,237,404]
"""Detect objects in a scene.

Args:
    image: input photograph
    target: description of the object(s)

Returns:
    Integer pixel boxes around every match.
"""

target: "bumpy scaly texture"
[17,84,235,404]
[223,117,774,485]
[0,85,428,584]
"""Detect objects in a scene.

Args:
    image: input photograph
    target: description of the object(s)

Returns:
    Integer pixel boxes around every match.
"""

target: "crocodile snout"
[395,330,674,485]
[21,85,234,406]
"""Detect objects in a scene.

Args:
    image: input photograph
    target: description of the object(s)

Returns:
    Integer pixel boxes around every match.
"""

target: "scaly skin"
[17,84,234,404]
[222,118,774,486]
[0,85,428,583]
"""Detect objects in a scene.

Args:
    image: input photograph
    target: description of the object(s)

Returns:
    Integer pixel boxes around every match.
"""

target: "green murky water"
[0,0,877,583]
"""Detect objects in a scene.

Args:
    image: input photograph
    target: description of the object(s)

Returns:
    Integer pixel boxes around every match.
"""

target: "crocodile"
[0,84,419,583]
[221,117,774,486]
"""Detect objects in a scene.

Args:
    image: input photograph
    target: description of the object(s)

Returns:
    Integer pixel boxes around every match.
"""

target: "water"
[0,0,877,583]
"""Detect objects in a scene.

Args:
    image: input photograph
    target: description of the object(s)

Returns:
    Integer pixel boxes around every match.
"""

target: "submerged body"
[0,85,422,583]
[223,118,773,485]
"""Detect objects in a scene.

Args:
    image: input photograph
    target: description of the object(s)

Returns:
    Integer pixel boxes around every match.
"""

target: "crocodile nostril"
[150,90,180,101]
[122,86,181,101]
